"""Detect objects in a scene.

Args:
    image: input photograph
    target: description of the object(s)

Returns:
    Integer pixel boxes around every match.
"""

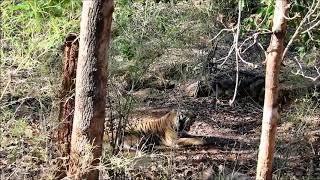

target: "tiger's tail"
[176,137,204,146]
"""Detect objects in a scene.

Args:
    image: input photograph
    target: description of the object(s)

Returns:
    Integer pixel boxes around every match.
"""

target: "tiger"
[105,109,205,151]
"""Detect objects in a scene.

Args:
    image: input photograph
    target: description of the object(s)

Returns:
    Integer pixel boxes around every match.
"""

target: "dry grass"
[1,0,319,179]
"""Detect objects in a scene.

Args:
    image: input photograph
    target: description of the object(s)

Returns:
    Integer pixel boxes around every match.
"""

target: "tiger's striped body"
[125,109,182,147]
[122,109,204,149]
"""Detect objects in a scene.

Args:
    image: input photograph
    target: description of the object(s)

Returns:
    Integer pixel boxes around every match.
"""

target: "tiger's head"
[173,109,195,136]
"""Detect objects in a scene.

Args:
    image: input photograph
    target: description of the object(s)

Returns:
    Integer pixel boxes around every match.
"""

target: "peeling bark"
[55,34,78,179]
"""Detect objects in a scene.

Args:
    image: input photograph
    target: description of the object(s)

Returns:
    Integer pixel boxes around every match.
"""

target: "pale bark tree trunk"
[256,0,289,180]
[68,0,114,179]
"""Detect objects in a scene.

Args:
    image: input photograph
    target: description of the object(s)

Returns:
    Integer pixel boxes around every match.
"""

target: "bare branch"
[302,19,320,33]
[292,57,320,82]
[307,30,320,43]
[238,53,257,68]
[217,44,235,67]
[257,42,268,58]
[209,28,235,42]
[229,0,242,105]
[283,0,320,59]
[240,31,271,53]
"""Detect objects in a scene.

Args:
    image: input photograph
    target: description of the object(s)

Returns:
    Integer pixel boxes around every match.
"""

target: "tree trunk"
[55,34,79,179]
[256,0,289,180]
[68,0,114,179]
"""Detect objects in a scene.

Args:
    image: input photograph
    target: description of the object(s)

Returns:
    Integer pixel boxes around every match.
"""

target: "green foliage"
[242,0,274,30]
[110,1,211,83]
[1,1,80,176]
[240,0,320,63]
[117,0,133,7]
[10,118,29,137]
[115,38,136,60]
[289,1,320,59]
[286,95,319,125]
[1,0,81,70]
[295,32,320,60]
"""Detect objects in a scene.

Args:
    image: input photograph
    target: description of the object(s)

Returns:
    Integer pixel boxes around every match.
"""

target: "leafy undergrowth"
[1,0,320,179]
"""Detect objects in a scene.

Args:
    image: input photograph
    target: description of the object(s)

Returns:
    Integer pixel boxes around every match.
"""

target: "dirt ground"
[104,81,319,179]
[99,40,320,179]
[1,38,319,180]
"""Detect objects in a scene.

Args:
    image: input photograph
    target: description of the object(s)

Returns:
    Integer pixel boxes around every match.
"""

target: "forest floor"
[116,93,320,179]
[99,47,320,179]
[1,42,320,180]
[1,46,320,180]
[1,1,320,179]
